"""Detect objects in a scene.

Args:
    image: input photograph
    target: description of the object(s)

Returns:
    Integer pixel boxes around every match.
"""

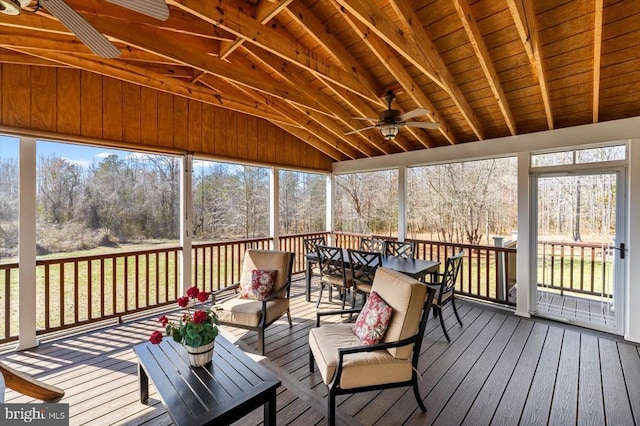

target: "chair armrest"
[262,281,291,302]
[211,283,240,303]
[315,308,362,327]
[338,334,418,357]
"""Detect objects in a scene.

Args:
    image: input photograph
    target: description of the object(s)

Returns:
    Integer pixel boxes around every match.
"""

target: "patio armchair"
[385,240,416,259]
[316,245,354,309]
[359,237,386,253]
[308,267,436,425]
[211,249,295,355]
[347,248,383,306]
[429,250,465,342]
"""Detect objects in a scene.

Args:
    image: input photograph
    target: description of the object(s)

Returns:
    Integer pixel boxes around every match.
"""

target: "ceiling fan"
[345,90,439,140]
[0,0,169,58]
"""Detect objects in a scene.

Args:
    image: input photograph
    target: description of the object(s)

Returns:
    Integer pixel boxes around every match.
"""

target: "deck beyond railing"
[0,232,613,344]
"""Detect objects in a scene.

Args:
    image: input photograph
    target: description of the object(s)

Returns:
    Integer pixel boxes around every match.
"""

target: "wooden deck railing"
[0,233,614,344]
[538,240,613,298]
[334,232,517,307]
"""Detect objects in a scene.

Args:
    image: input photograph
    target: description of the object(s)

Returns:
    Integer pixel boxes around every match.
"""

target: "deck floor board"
[0,275,638,426]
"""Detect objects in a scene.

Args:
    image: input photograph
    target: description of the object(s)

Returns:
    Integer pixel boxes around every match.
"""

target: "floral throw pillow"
[239,269,277,301]
[353,291,393,345]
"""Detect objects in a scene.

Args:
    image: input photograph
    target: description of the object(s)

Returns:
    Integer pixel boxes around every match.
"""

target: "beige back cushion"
[241,250,292,298]
[371,267,427,359]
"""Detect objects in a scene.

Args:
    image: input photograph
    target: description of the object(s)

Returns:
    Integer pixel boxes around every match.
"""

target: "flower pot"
[185,340,215,367]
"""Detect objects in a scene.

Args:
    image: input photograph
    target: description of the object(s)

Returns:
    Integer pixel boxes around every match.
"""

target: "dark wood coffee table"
[134,335,280,425]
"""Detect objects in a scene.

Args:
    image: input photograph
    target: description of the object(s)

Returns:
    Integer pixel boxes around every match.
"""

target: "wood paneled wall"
[0,64,333,171]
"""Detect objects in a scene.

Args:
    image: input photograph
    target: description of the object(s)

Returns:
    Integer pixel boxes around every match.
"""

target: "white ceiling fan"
[0,0,169,58]
[346,90,439,140]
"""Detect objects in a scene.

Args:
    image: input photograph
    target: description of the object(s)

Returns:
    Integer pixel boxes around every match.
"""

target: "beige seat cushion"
[320,270,353,287]
[240,250,291,298]
[309,323,412,389]
[370,267,426,359]
[216,297,289,327]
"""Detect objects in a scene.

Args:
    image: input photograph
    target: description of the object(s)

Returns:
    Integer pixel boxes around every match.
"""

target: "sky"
[0,136,129,168]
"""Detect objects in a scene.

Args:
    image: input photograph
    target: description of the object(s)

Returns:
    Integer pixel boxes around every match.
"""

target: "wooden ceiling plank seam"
[166,0,380,104]
[284,2,383,107]
[8,46,292,125]
[334,5,454,146]
[506,0,554,129]
[337,0,486,140]
[593,0,603,123]
[220,0,294,60]
[453,0,517,136]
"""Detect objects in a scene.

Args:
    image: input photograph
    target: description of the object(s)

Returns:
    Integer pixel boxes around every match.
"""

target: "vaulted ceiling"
[1,0,639,162]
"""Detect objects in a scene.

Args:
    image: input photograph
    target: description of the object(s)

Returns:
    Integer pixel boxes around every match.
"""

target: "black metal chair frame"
[359,237,386,253]
[431,250,464,342]
[304,235,326,279]
[211,252,295,355]
[309,287,437,425]
[385,240,416,259]
[316,245,352,309]
[347,248,383,307]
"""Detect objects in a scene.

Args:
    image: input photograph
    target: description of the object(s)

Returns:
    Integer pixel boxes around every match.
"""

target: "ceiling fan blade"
[399,108,431,121]
[42,0,120,58]
[352,116,379,121]
[106,0,169,21]
[404,121,440,130]
[345,126,377,136]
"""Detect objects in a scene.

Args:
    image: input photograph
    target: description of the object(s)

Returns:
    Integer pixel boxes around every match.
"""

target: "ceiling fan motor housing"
[381,109,401,122]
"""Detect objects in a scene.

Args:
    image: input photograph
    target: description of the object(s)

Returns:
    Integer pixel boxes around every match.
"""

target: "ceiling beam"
[166,0,381,104]
[237,47,380,157]
[336,0,485,140]
[284,2,382,108]
[506,0,553,129]
[452,0,517,136]
[593,0,603,123]
[48,12,334,116]
[220,0,293,60]
[333,5,454,145]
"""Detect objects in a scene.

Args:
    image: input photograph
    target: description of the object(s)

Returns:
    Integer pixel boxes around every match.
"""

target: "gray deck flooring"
[536,291,616,328]
[1,275,638,425]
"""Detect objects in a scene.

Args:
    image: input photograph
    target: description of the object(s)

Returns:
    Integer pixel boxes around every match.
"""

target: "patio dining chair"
[359,237,386,253]
[385,240,416,259]
[316,245,354,309]
[347,248,383,307]
[429,250,465,342]
[309,267,437,425]
[211,249,295,355]
[304,235,326,283]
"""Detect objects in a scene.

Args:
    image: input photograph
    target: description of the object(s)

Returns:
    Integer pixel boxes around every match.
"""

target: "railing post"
[494,237,505,301]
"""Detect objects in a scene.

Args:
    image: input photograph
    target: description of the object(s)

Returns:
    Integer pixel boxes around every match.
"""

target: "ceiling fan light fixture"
[0,0,22,15]
[380,123,399,140]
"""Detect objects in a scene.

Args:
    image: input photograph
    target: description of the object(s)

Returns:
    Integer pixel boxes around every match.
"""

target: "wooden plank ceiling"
[1,0,639,162]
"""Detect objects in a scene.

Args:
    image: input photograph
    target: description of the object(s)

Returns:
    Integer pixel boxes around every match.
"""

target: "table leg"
[305,258,312,302]
[138,363,149,403]
[264,388,277,426]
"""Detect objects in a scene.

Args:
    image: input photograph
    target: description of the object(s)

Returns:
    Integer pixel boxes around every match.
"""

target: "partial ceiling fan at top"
[346,90,439,140]
[0,0,170,58]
